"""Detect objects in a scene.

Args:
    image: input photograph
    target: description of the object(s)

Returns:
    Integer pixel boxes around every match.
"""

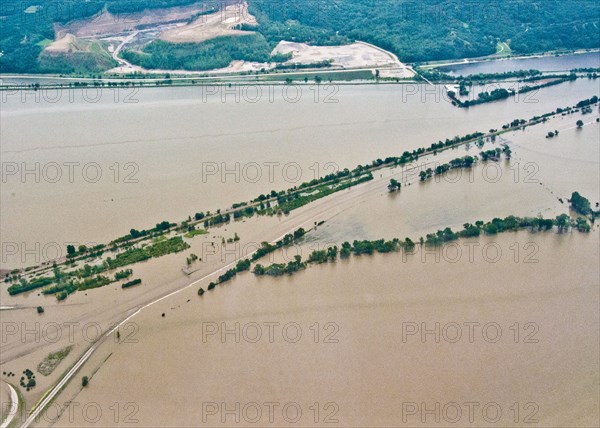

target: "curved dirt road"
[0,381,18,428]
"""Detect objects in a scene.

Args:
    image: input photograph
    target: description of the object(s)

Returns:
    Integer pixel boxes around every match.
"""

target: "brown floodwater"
[1,99,598,424]
[1,79,598,268]
[309,111,600,244]
[40,230,599,427]
[1,80,598,428]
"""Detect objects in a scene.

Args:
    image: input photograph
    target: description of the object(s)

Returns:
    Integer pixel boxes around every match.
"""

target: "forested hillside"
[121,35,274,71]
[1,0,598,73]
[248,0,600,62]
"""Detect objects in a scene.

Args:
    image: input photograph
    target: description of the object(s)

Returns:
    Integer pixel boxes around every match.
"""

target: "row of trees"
[417,155,480,182]
[208,214,594,285]
[13,97,599,299]
[449,75,578,108]
[58,97,598,281]
[198,227,307,295]
[422,69,543,83]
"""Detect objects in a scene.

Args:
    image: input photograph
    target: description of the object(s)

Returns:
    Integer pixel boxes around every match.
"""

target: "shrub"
[121,278,142,289]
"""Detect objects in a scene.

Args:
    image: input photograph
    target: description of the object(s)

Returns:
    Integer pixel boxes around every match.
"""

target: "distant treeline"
[449,74,578,108]
[422,69,544,82]
[197,213,594,293]
[274,60,333,70]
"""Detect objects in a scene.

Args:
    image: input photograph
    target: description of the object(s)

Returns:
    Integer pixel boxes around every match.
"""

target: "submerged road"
[18,210,333,428]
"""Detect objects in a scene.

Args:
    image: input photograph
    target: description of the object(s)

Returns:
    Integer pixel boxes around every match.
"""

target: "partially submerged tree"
[388,178,401,192]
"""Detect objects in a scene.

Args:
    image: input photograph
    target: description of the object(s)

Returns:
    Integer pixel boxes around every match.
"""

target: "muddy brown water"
[1,79,598,427]
[1,80,598,269]
[34,230,600,427]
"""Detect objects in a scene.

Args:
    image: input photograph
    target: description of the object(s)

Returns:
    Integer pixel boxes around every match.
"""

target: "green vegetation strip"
[7,237,188,297]
[450,75,580,108]
[252,212,593,280]
[37,346,73,376]
[197,210,594,296]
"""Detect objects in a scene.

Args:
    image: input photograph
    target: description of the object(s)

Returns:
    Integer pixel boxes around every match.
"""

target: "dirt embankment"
[159,2,257,43]
[44,34,89,53]
[55,3,210,39]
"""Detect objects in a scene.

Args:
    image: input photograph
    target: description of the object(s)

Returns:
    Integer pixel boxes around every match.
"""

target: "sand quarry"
[45,0,414,77]
[54,2,209,39]
[44,33,80,53]
[44,33,95,54]
[159,2,257,43]
[273,40,415,77]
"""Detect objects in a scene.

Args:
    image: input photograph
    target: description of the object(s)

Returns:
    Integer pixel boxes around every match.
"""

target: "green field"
[185,229,209,238]
[261,70,375,82]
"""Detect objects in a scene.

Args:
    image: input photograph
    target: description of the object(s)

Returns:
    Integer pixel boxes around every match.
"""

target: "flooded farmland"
[1,78,599,267]
[2,96,597,427]
[38,230,600,427]
[1,39,599,428]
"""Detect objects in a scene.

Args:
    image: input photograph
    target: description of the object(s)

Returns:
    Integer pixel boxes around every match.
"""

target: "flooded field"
[1,79,598,269]
[1,44,599,427]
[2,97,598,427]
[439,51,600,76]
[35,230,600,427]
[1,0,600,424]
[311,111,600,244]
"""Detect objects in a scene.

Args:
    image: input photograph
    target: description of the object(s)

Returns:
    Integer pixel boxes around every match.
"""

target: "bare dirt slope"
[44,33,92,53]
[160,2,257,43]
[55,3,207,39]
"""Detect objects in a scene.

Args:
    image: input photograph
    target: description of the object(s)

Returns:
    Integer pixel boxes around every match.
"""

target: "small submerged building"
[445,84,460,96]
